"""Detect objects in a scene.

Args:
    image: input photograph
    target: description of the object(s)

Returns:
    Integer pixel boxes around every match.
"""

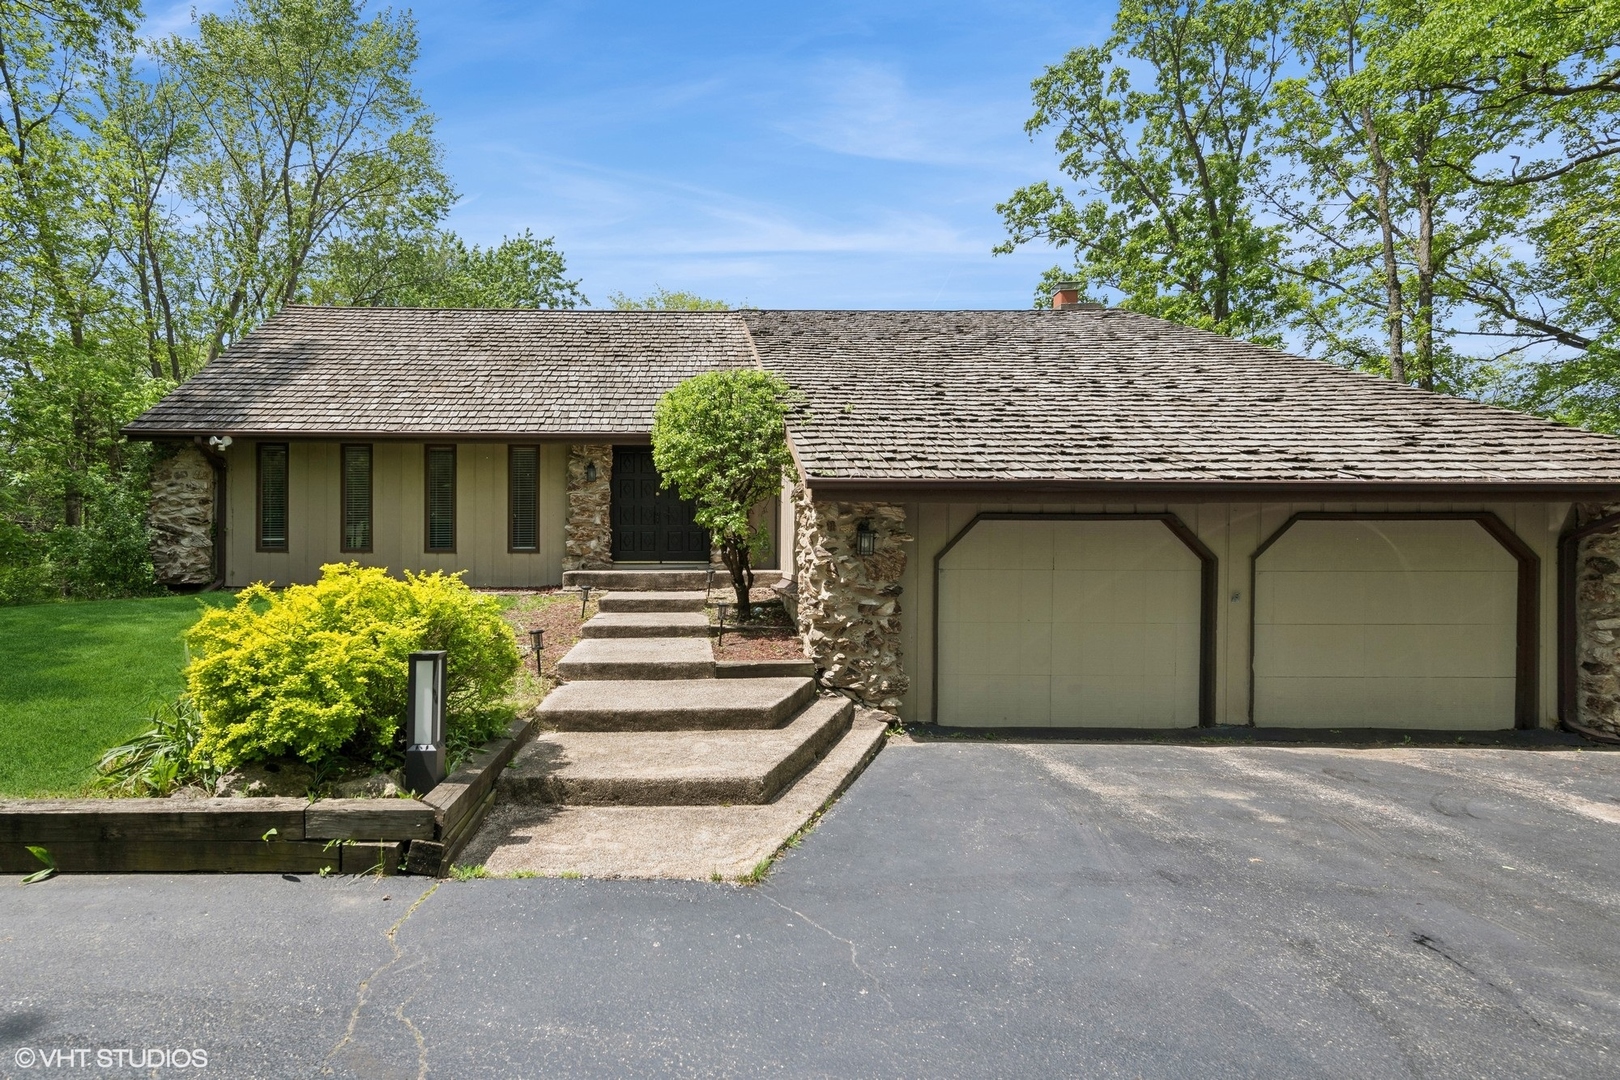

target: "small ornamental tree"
[651,370,794,618]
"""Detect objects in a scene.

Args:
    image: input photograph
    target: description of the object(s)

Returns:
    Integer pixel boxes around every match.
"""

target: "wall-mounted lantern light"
[584,461,598,483]
[528,628,544,674]
[856,521,877,556]
[405,650,447,794]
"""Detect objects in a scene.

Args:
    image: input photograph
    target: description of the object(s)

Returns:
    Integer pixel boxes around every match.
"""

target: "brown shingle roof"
[123,306,755,438]
[743,308,1620,489]
[127,304,1620,491]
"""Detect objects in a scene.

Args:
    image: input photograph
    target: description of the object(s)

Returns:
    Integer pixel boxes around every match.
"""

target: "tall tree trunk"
[720,535,754,621]
[1413,175,1436,391]
[1362,106,1406,384]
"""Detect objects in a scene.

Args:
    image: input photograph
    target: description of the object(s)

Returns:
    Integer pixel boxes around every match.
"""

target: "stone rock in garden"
[216,760,318,798]
[334,771,405,798]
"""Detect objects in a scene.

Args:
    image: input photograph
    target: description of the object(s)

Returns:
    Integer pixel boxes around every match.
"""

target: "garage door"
[1253,519,1518,729]
[938,518,1203,727]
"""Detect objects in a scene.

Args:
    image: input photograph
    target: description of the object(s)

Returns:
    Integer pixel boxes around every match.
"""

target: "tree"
[650,370,793,618]
[158,0,455,361]
[314,228,584,308]
[610,287,729,310]
[996,0,1294,341]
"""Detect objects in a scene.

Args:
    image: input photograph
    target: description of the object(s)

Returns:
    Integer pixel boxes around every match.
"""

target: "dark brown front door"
[610,446,709,562]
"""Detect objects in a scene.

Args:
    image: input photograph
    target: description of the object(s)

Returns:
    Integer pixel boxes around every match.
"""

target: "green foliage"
[95,697,218,796]
[609,287,730,310]
[316,229,584,309]
[22,845,57,884]
[997,0,1296,341]
[450,863,490,881]
[184,564,519,769]
[651,371,793,613]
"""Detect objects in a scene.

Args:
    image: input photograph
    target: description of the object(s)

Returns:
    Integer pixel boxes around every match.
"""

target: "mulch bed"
[709,594,807,662]
[486,589,597,683]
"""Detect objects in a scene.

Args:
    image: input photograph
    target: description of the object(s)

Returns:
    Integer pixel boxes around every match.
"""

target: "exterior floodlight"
[856,521,877,556]
[584,461,597,483]
[529,627,544,674]
[405,650,447,794]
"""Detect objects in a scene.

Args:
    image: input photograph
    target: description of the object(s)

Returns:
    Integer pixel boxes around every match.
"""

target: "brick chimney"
[1051,281,1082,309]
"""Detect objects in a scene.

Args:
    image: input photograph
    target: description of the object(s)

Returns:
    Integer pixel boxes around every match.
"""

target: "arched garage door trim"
[1248,512,1540,729]
[932,513,1219,727]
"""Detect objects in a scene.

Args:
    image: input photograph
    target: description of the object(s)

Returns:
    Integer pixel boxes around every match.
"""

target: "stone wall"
[148,444,215,585]
[791,484,910,711]
[563,444,614,571]
[1574,502,1620,739]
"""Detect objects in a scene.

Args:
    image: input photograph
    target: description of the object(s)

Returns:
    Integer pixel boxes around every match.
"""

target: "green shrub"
[184,563,520,769]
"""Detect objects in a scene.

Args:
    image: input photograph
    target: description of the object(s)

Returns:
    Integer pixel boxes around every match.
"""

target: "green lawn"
[0,594,237,797]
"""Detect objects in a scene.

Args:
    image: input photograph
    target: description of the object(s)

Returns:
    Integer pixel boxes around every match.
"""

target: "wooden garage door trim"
[1248,512,1540,729]
[932,513,1219,728]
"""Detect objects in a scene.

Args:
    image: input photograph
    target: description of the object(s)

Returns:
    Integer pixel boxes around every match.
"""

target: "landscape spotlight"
[856,521,877,556]
[529,627,544,674]
[405,650,447,794]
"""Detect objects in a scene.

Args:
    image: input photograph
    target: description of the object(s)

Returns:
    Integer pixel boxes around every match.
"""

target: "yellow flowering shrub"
[184,564,519,768]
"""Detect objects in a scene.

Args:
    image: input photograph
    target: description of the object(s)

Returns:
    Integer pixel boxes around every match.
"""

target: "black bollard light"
[404,650,447,794]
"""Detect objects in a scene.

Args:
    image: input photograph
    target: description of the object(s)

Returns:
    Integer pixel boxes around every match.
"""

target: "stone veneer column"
[148,443,215,586]
[1575,502,1620,738]
[563,444,614,571]
[792,482,910,711]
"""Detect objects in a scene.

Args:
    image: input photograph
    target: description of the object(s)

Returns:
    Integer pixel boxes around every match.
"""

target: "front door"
[610,446,709,562]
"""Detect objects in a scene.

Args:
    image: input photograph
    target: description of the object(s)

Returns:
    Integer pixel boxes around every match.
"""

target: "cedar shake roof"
[123,306,755,438]
[127,304,1620,493]
[744,308,1620,492]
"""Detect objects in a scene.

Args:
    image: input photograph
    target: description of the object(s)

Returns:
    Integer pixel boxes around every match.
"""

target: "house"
[125,298,1620,738]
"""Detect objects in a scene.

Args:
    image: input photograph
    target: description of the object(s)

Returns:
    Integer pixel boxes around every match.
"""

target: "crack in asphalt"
[761,891,894,1010]
[1411,932,1545,1028]
[322,881,441,1076]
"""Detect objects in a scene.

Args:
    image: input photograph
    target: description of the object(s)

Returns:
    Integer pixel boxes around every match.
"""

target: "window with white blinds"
[341,445,372,553]
[257,443,289,551]
[425,446,456,553]
[509,446,539,551]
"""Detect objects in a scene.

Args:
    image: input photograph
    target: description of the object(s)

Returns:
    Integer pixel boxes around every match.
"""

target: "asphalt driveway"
[4,739,1620,1078]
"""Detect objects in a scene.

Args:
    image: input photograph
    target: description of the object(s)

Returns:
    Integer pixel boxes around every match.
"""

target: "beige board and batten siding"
[226,441,569,588]
[937,517,1203,728]
[898,499,1567,728]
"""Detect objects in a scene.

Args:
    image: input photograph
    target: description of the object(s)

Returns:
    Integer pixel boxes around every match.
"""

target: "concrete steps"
[502,697,853,806]
[580,611,710,639]
[563,569,784,591]
[598,590,706,613]
[539,677,816,731]
[461,711,890,880]
[554,637,714,681]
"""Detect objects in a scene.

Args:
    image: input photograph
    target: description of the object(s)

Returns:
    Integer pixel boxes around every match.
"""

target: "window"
[509,446,539,552]
[256,443,289,552]
[341,444,372,553]
[425,445,456,553]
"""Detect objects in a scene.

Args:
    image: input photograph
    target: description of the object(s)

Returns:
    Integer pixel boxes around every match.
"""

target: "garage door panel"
[1253,519,1519,729]
[940,518,1203,728]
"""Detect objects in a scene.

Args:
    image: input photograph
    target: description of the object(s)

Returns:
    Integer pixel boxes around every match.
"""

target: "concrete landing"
[502,697,852,806]
[597,590,707,613]
[554,637,714,681]
[461,710,888,879]
[538,677,816,731]
[563,568,784,591]
[580,611,710,639]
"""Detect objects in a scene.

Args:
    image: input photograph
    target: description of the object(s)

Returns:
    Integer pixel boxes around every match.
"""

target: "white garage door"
[1253,519,1518,729]
[938,519,1202,727]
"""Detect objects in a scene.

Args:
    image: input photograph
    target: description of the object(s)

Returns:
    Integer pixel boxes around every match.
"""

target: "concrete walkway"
[468,574,885,878]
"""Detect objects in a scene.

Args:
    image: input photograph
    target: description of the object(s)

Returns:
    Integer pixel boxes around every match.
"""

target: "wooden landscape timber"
[0,715,536,877]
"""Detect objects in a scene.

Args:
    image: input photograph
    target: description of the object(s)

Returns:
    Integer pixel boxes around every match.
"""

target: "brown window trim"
[424,444,457,554]
[1249,511,1540,730]
[255,442,289,553]
[340,443,373,554]
[508,444,541,553]
[930,512,1218,728]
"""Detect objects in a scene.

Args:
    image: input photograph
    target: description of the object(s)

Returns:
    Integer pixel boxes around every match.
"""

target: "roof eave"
[122,426,653,442]
[800,476,1620,502]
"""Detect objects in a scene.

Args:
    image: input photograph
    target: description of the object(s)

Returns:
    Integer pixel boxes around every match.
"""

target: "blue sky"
[151,1,1117,309]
